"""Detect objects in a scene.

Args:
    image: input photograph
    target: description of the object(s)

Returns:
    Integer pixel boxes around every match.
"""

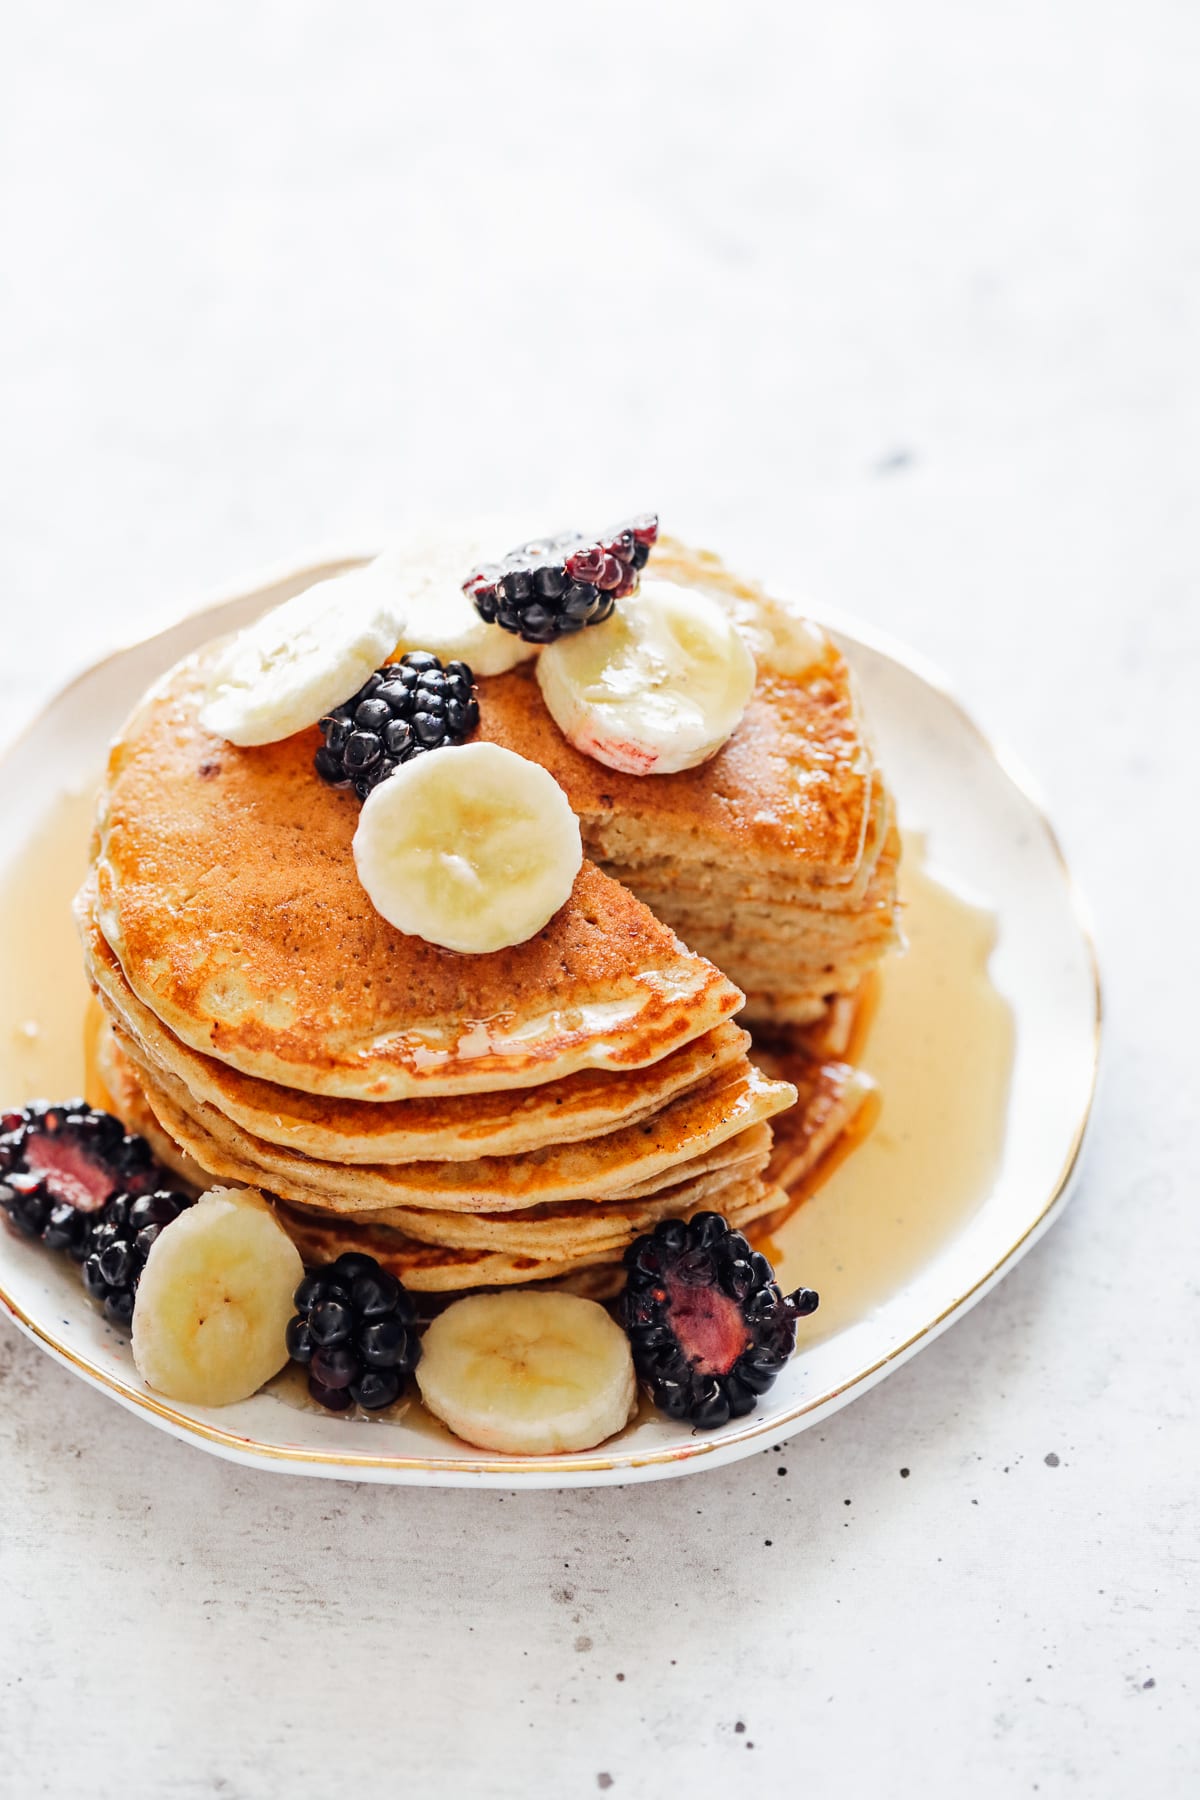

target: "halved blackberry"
[315,653,480,801]
[286,1252,422,1412]
[617,1213,819,1430]
[0,1100,164,1240]
[81,1188,192,1327]
[465,513,659,644]
[0,1101,194,1326]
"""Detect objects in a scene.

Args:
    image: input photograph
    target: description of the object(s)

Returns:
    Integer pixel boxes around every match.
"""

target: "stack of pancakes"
[76,540,898,1295]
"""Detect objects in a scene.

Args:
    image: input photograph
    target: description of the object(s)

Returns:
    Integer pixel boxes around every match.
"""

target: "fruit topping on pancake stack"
[465,515,658,642]
[6,515,900,1452]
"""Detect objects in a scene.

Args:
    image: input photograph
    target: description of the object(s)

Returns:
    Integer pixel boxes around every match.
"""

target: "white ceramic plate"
[0,556,1100,1487]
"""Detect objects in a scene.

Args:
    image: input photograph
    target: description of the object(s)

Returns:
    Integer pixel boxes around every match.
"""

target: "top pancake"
[89,653,743,1101]
[474,538,877,889]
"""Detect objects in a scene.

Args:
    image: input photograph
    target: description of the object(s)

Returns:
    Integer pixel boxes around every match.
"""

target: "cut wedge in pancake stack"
[75,533,897,1306]
[476,539,901,1029]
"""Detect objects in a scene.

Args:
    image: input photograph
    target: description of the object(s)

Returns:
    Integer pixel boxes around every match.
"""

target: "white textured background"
[1,5,1197,1797]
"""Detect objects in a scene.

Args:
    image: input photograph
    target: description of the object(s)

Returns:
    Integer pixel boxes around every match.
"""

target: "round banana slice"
[536,577,756,775]
[416,1291,637,1455]
[199,567,404,747]
[371,536,538,677]
[352,742,582,954]
[131,1186,303,1407]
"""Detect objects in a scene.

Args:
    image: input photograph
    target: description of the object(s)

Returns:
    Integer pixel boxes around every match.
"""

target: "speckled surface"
[1,4,1196,1796]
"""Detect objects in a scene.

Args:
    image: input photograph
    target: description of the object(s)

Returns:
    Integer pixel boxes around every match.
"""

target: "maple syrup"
[0,786,97,1104]
[764,833,1015,1336]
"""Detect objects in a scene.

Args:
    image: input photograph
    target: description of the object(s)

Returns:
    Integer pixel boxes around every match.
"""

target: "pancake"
[81,896,750,1161]
[267,1211,623,1294]
[99,1022,865,1266]
[761,1057,877,1195]
[471,539,901,1025]
[94,1016,210,1190]
[98,1030,790,1293]
[474,541,879,890]
[116,1030,794,1214]
[269,1166,787,1292]
[337,1148,775,1254]
[99,993,872,1300]
[88,652,744,1101]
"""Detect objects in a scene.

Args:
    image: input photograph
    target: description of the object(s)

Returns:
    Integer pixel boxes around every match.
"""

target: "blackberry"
[1,1101,193,1325]
[0,1100,164,1240]
[315,654,480,801]
[617,1213,819,1430]
[80,1188,192,1327]
[286,1252,422,1412]
[465,513,659,644]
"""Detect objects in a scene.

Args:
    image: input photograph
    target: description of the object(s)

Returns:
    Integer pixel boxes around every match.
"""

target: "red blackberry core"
[465,513,659,644]
[0,1101,164,1228]
[618,1213,819,1429]
[0,1103,194,1326]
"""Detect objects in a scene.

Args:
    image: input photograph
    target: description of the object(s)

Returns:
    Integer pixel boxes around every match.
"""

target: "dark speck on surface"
[1143,1678,1156,1690]
[735,1722,745,1734]
[597,1777,613,1791]
[777,1466,787,1476]
[1044,1452,1060,1467]
[899,1467,910,1478]
[198,760,222,778]
[873,446,916,475]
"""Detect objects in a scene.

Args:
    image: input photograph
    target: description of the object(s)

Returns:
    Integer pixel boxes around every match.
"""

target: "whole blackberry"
[315,654,480,801]
[0,1100,166,1244]
[618,1212,819,1430]
[286,1252,422,1412]
[81,1188,193,1327]
[465,513,659,644]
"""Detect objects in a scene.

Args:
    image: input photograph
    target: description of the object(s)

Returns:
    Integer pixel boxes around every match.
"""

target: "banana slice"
[199,567,404,747]
[131,1186,303,1407]
[372,535,538,677]
[537,577,756,775]
[416,1291,637,1454]
[721,589,828,680]
[352,741,582,954]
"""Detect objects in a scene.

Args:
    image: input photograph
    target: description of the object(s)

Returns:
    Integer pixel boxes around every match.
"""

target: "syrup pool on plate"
[0,784,97,1105]
[767,832,1016,1335]
[0,796,1015,1356]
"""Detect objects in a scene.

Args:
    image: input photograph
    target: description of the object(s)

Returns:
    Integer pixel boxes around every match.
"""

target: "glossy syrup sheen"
[0,798,1014,1349]
[0,785,97,1106]
[767,833,1015,1335]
